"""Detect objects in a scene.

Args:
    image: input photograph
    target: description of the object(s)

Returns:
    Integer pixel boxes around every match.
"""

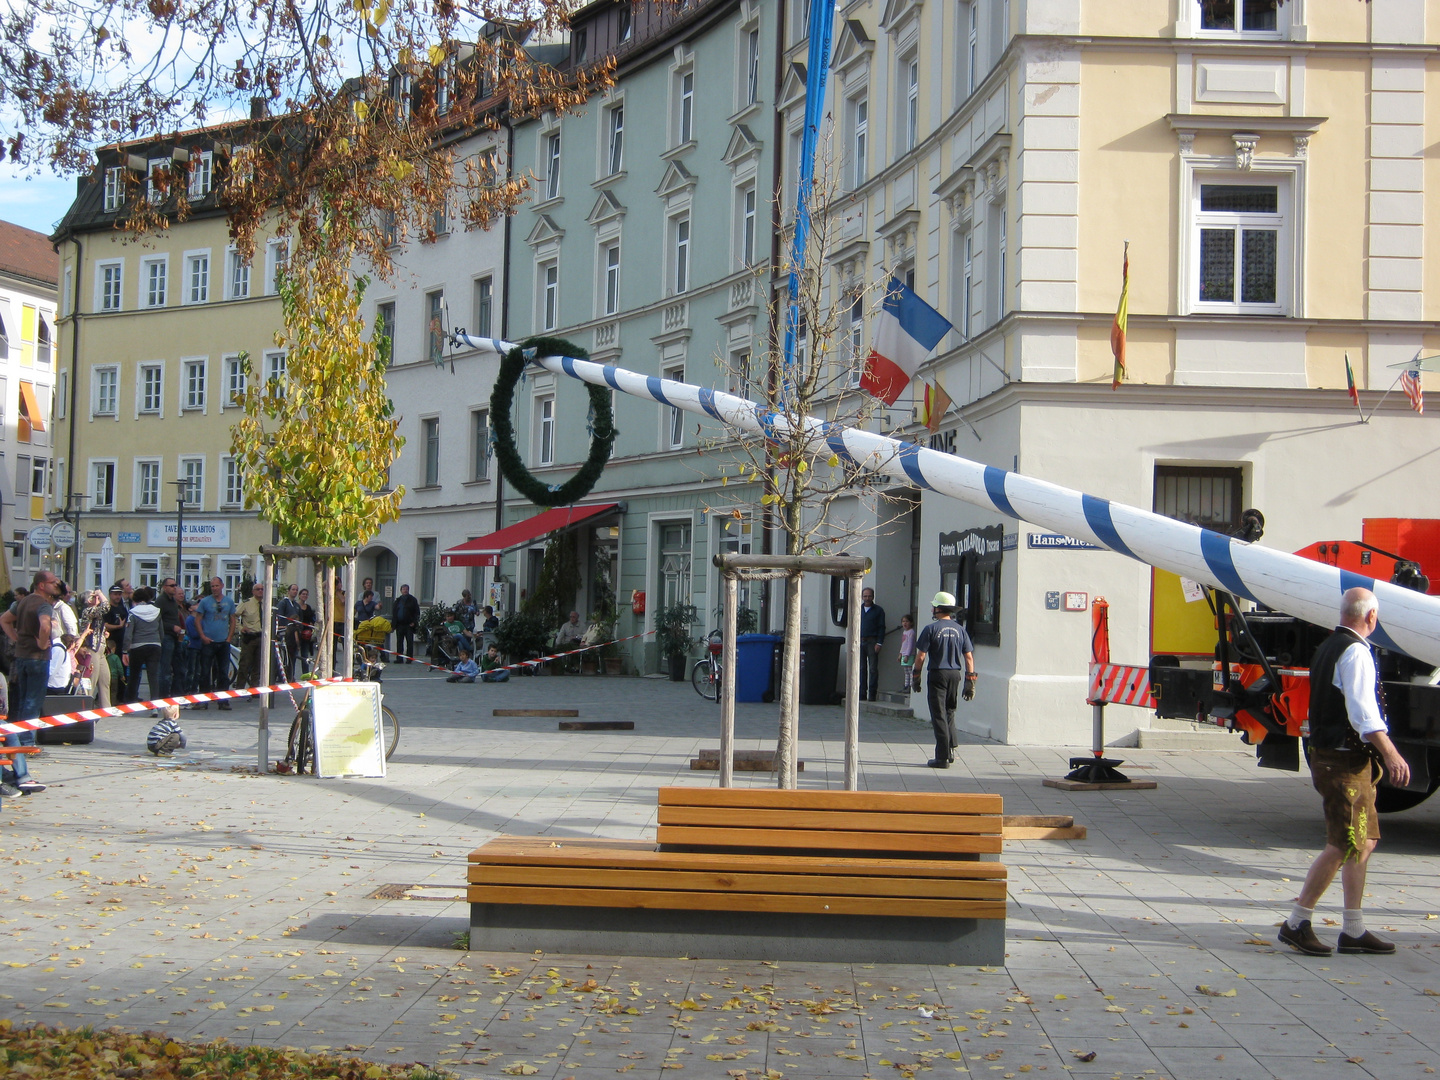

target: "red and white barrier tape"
[0,677,352,737]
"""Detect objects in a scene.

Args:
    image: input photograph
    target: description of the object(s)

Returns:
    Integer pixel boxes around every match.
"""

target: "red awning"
[440,503,621,568]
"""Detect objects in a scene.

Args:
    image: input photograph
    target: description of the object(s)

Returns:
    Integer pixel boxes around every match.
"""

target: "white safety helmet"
[931,591,957,609]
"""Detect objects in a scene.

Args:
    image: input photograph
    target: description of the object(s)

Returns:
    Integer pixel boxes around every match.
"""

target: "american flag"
[1401,368,1424,415]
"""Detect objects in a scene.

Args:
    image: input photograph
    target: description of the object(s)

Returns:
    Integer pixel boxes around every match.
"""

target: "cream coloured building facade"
[773,0,1440,744]
[51,136,287,599]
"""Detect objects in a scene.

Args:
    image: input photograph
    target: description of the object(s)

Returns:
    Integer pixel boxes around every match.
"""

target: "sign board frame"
[310,682,387,778]
[50,521,76,549]
[27,525,52,552]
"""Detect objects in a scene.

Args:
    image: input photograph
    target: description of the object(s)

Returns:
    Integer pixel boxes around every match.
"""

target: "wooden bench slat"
[656,825,1003,855]
[658,786,1002,814]
[469,864,1006,899]
[658,805,1003,835]
[468,884,1006,920]
[469,838,1006,878]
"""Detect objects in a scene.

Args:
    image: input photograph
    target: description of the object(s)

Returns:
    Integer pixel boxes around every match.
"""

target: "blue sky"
[0,167,80,238]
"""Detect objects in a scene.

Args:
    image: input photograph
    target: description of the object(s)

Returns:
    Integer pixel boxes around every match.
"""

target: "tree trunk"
[318,563,334,680]
[775,502,804,790]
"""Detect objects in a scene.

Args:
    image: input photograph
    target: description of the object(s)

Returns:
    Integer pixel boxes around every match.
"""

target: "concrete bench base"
[469,902,1005,965]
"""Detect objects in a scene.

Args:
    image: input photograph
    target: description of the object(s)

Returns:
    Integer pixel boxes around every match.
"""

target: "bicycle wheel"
[380,704,400,760]
[691,659,718,701]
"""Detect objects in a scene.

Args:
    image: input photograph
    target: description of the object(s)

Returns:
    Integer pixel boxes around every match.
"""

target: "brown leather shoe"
[1277,919,1332,956]
[1337,930,1395,955]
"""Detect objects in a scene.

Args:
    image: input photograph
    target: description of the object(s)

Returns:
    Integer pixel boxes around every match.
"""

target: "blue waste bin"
[734,634,780,702]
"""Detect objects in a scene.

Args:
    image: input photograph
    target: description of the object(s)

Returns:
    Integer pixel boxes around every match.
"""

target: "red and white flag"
[859,278,954,406]
[1401,368,1424,415]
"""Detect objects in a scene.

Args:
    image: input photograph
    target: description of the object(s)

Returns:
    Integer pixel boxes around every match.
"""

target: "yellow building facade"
[52,139,286,600]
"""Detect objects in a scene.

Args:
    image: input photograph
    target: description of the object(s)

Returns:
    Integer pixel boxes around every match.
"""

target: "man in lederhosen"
[1278,587,1411,957]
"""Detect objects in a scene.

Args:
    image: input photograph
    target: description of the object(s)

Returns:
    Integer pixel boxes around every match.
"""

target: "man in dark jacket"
[392,584,419,664]
[857,587,886,702]
[1278,587,1411,958]
[156,578,185,697]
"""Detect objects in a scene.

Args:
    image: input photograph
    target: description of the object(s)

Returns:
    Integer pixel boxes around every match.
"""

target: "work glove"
[962,673,977,701]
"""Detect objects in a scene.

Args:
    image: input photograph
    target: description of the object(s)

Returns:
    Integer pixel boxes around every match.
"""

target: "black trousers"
[859,638,881,699]
[125,644,163,704]
[395,625,416,663]
[926,669,964,760]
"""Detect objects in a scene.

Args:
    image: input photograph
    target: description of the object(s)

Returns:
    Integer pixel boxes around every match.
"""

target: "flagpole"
[1361,374,1404,424]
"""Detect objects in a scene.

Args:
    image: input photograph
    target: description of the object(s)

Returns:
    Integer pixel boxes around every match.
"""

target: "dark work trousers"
[395,625,416,664]
[926,669,964,761]
[158,634,175,696]
[125,644,163,704]
[859,638,882,700]
[201,639,232,693]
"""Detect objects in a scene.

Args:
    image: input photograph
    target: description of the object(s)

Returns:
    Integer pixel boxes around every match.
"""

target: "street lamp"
[62,492,89,584]
[169,479,190,595]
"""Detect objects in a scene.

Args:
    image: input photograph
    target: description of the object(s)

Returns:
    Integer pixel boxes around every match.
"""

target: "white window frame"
[959,1,977,100]
[745,27,761,106]
[902,55,919,153]
[96,260,124,312]
[420,415,440,487]
[606,103,625,176]
[539,259,559,331]
[222,353,246,407]
[35,313,51,366]
[265,237,289,294]
[544,130,562,201]
[1188,0,1287,39]
[425,290,445,365]
[846,291,865,386]
[960,230,974,337]
[135,458,162,511]
[179,455,205,509]
[103,166,125,212]
[849,96,869,189]
[146,158,168,205]
[601,240,622,316]
[183,249,210,305]
[734,183,758,269]
[676,68,695,146]
[90,459,117,511]
[470,408,490,482]
[92,364,119,418]
[187,150,214,198]
[472,277,493,339]
[669,214,691,296]
[227,247,251,300]
[535,393,555,467]
[1179,160,1301,317]
[182,357,207,413]
[140,255,168,308]
[263,349,288,391]
[664,365,685,450]
[221,455,245,508]
[137,361,164,417]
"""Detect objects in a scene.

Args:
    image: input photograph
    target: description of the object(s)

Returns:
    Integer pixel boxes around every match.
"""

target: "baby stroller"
[430,620,471,669]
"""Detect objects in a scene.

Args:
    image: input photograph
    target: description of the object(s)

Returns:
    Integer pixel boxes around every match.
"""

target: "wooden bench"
[468,786,1006,964]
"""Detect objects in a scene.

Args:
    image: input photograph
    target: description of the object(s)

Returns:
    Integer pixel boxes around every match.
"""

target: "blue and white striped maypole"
[454,333,1440,667]
[782,0,837,369]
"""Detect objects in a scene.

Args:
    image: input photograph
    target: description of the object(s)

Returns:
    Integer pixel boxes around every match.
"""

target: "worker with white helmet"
[911,591,976,769]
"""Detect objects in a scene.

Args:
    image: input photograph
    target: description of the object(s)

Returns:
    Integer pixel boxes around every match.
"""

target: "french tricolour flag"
[859,278,954,406]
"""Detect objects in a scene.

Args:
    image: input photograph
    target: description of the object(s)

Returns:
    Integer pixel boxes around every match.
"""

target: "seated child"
[446,648,480,684]
[147,705,186,756]
[480,644,510,683]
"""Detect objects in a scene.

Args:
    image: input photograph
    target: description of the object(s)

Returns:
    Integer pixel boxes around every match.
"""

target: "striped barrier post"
[457,333,1440,667]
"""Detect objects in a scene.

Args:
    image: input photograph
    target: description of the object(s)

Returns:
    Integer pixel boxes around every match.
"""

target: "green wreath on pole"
[489,336,617,507]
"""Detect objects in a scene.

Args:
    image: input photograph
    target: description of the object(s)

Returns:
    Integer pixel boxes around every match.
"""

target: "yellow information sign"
[311,682,386,778]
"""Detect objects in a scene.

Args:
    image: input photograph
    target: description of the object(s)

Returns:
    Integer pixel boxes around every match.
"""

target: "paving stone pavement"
[3,665,1440,1080]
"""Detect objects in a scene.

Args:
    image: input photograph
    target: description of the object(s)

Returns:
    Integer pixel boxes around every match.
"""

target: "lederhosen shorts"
[1308,745,1381,852]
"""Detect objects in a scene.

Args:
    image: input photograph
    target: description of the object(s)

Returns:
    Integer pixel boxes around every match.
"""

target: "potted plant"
[654,602,699,681]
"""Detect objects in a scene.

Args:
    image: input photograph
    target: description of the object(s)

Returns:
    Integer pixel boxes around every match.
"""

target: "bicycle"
[280,644,400,773]
[691,629,722,702]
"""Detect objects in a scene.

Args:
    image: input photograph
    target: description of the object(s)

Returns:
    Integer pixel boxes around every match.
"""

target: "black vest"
[1308,626,1374,751]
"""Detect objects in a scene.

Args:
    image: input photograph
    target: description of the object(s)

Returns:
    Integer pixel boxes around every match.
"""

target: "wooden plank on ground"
[658,805,1003,836]
[655,825,1002,855]
[690,756,803,771]
[494,708,580,717]
[468,838,1006,879]
[1042,778,1158,792]
[467,884,1006,920]
[1003,825,1087,840]
[657,786,1002,815]
[469,864,1007,900]
[559,720,634,731]
[1002,815,1073,828]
